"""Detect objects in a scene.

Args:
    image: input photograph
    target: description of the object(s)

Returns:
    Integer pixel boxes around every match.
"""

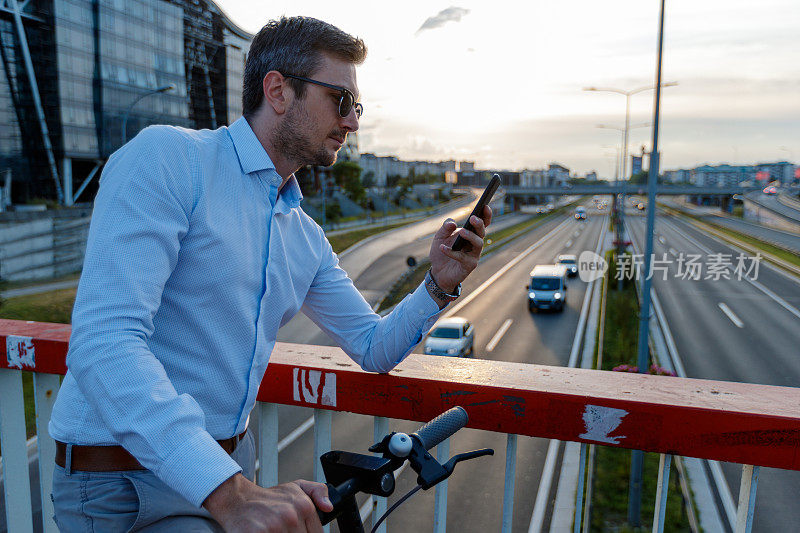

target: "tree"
[331,161,362,189]
[362,171,376,189]
[629,170,648,185]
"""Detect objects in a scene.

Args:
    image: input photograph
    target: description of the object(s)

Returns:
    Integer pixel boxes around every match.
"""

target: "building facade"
[359,153,456,186]
[1,0,252,204]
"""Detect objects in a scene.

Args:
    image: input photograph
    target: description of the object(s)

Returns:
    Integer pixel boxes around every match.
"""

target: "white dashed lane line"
[485,319,513,352]
[718,302,744,328]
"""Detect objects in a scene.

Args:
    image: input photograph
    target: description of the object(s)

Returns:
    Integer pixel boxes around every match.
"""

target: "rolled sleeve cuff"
[156,431,243,507]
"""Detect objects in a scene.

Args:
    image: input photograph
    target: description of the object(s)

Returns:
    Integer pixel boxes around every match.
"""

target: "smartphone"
[451,174,501,252]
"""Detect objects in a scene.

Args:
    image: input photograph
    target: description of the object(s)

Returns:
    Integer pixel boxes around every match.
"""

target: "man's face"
[273,54,360,167]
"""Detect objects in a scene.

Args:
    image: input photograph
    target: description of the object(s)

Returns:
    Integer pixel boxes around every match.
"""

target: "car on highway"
[423,317,474,357]
[526,265,568,312]
[636,202,646,210]
[763,186,778,195]
[574,206,587,220]
[556,254,578,277]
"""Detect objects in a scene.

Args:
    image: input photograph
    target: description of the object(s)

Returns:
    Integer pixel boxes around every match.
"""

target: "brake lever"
[442,448,494,476]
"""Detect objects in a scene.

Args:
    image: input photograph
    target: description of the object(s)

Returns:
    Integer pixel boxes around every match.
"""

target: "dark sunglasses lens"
[339,92,353,118]
[354,103,363,118]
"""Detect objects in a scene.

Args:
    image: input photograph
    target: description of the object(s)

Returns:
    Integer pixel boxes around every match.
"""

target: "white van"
[526,265,568,312]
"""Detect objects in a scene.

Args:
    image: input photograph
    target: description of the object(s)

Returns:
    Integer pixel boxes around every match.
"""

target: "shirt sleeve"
[66,127,241,507]
[301,236,444,373]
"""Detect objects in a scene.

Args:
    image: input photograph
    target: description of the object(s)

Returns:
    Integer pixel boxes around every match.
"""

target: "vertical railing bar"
[573,442,588,533]
[581,444,596,533]
[652,453,672,533]
[33,373,60,533]
[373,416,389,533]
[433,438,450,533]
[314,409,333,533]
[257,402,279,488]
[501,433,518,533]
[0,369,34,533]
[734,464,760,533]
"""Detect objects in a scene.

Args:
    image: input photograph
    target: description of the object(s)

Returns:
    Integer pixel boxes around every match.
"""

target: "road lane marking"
[717,303,744,328]
[565,240,573,247]
[668,247,678,256]
[530,216,607,533]
[443,217,575,318]
[661,218,800,321]
[485,319,513,352]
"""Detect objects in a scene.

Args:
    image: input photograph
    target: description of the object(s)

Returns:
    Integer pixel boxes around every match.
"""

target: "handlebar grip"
[411,407,468,450]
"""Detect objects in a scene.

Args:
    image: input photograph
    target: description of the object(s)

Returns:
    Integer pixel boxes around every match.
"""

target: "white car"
[424,317,474,357]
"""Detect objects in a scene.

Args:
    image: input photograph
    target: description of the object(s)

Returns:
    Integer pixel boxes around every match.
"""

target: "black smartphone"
[451,174,501,252]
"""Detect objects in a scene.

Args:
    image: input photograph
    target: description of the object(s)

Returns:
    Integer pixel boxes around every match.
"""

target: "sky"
[216,0,799,178]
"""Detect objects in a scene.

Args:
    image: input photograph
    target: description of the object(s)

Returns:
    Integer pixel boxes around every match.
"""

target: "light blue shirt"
[49,117,443,507]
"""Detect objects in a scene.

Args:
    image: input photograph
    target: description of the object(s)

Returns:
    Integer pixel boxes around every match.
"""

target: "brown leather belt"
[55,429,248,472]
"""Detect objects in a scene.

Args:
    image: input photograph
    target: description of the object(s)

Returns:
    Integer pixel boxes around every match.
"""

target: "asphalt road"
[744,191,800,223]
[273,208,607,532]
[658,196,800,254]
[627,210,800,532]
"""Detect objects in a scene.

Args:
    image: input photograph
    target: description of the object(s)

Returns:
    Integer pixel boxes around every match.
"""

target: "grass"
[376,259,431,313]
[0,287,77,325]
[327,220,415,254]
[589,253,693,532]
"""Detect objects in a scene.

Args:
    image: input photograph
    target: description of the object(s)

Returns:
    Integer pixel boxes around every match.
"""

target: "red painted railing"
[4,318,799,470]
[2,318,800,533]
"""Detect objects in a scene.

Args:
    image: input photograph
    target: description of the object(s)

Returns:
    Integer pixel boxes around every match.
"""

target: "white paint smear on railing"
[579,405,628,445]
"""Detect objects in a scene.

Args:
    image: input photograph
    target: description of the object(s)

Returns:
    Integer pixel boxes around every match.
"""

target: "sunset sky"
[217,0,799,178]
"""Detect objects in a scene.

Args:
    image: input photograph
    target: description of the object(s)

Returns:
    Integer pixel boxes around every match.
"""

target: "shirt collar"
[228,116,276,175]
[228,116,304,210]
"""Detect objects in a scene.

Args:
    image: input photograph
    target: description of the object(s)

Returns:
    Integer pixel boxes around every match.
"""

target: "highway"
[658,196,800,254]
[627,209,800,532]
[273,203,607,531]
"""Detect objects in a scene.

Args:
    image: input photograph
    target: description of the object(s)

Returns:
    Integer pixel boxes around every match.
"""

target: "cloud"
[415,7,470,36]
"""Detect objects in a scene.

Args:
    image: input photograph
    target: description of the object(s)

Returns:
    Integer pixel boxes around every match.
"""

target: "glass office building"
[0,0,252,203]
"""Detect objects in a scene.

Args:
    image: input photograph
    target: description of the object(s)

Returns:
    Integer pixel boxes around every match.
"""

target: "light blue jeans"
[51,431,256,532]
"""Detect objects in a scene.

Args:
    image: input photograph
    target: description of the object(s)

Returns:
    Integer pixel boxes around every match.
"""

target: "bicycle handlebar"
[410,406,469,450]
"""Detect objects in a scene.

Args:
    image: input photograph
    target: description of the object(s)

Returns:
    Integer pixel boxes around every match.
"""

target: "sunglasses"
[282,74,363,119]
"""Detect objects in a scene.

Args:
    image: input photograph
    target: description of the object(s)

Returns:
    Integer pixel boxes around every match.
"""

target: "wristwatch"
[425,269,461,302]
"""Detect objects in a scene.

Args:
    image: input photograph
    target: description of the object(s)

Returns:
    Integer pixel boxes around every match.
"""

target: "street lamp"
[583,82,677,180]
[121,83,176,145]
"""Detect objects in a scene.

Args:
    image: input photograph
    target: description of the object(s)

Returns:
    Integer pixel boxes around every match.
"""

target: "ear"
[262,71,291,115]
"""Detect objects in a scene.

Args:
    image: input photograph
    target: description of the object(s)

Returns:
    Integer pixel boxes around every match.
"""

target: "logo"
[578,251,608,282]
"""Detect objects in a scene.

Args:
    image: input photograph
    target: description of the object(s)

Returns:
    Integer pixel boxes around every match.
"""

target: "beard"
[271,100,342,168]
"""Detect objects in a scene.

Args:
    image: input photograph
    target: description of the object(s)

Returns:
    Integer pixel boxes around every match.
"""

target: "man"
[49,16,490,532]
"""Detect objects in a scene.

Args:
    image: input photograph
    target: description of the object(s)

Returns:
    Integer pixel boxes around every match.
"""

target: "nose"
[341,108,359,133]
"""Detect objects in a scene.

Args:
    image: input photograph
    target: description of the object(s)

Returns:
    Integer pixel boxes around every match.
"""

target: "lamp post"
[583,82,677,181]
[121,84,176,145]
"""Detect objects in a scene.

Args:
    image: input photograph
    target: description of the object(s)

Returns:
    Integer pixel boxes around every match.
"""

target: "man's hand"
[428,205,492,298]
[204,473,333,532]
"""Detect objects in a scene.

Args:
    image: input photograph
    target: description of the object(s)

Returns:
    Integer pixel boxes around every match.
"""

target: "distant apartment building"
[459,161,475,173]
[1,0,252,204]
[545,163,570,187]
[631,155,643,177]
[663,169,691,183]
[585,171,598,181]
[755,162,795,184]
[691,165,755,187]
[359,153,455,186]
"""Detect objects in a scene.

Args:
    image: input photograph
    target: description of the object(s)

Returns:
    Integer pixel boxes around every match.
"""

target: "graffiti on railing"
[6,334,35,369]
[293,368,337,407]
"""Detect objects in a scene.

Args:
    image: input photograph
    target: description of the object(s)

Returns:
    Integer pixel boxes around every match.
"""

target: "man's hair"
[242,16,367,118]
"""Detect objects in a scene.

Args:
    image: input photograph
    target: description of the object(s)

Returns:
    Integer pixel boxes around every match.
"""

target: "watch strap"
[425,269,461,302]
